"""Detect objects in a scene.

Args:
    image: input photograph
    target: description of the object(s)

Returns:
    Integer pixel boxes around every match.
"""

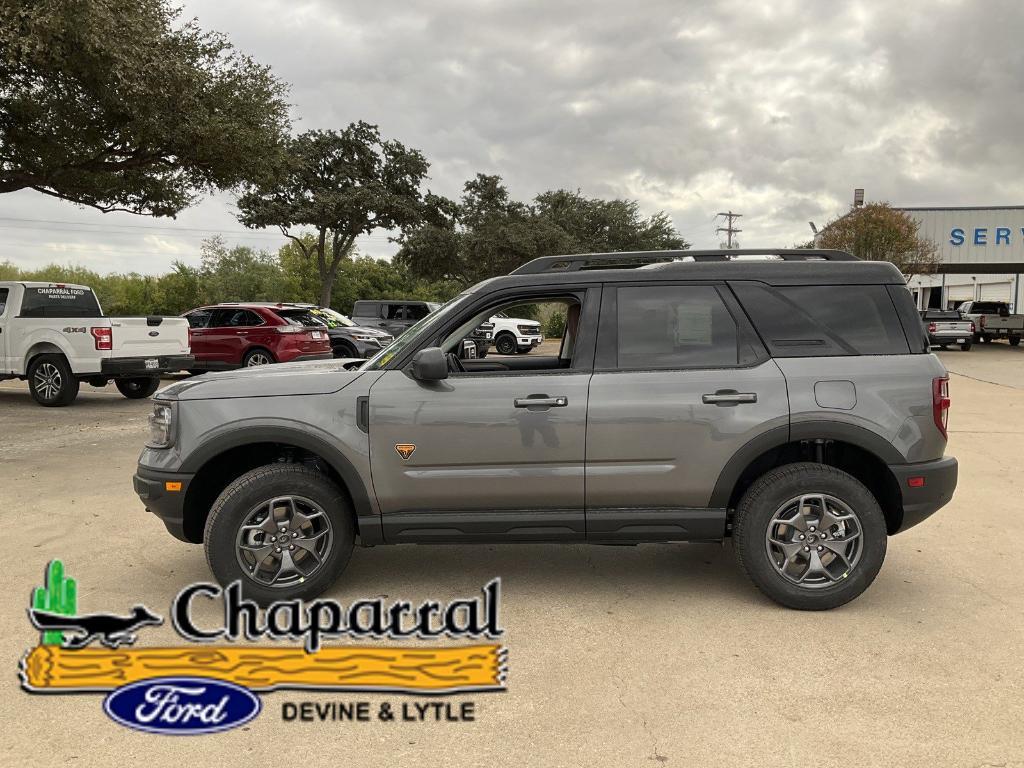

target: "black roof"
[474,250,905,291]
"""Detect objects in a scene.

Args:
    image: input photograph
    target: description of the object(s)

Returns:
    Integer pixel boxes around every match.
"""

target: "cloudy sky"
[3,0,1023,274]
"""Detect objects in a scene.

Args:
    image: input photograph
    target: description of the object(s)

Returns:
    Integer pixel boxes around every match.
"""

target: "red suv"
[183,303,333,370]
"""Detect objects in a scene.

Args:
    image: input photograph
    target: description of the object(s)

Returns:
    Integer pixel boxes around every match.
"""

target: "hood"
[497,316,540,326]
[156,359,366,401]
[327,325,391,338]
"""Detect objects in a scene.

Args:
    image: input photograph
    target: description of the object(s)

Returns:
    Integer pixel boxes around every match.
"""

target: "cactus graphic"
[31,560,77,645]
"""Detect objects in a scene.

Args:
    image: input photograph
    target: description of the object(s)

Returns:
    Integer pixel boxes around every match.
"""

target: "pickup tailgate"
[109,317,190,357]
[980,314,1024,331]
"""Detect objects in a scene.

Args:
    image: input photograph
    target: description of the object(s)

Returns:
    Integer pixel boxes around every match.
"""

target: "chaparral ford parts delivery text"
[0,282,192,406]
[133,249,958,611]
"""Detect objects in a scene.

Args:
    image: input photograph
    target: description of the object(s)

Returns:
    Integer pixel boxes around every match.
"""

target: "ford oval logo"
[103,676,261,735]
[148,330,160,337]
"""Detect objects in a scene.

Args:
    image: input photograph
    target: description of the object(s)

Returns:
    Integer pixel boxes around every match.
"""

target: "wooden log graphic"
[21,644,506,693]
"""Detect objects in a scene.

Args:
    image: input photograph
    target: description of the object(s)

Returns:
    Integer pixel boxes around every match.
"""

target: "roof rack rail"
[509,249,859,275]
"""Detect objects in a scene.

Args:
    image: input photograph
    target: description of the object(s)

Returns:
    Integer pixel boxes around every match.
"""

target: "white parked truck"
[956,301,1024,346]
[488,312,544,355]
[0,281,193,406]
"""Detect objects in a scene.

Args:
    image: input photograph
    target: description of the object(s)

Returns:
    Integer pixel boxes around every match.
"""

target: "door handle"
[702,390,757,406]
[514,395,568,409]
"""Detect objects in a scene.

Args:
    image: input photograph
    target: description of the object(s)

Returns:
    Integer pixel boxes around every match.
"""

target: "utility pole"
[716,211,742,249]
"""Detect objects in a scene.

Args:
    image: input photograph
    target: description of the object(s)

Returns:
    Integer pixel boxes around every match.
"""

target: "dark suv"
[183,303,333,369]
[137,250,957,611]
[352,299,493,356]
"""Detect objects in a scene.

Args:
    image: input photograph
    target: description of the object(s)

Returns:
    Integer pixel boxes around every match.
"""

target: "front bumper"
[518,334,543,347]
[101,354,194,376]
[133,465,195,542]
[889,456,958,532]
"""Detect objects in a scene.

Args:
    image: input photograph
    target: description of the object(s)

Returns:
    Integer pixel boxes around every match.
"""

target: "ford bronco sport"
[134,249,958,610]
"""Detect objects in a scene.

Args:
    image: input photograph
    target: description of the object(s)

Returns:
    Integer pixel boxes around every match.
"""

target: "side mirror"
[459,339,478,359]
[411,347,448,381]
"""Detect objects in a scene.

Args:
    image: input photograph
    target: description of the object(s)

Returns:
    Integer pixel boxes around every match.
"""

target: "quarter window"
[0,288,8,315]
[616,286,739,369]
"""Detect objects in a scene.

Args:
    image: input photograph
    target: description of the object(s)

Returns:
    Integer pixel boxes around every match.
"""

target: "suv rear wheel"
[733,463,887,610]
[204,464,355,605]
[242,348,275,367]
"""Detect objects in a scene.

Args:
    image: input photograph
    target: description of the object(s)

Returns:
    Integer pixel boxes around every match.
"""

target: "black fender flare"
[709,422,905,508]
[179,424,382,544]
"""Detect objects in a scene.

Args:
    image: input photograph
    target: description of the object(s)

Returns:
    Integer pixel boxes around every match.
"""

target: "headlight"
[353,334,379,342]
[147,402,174,448]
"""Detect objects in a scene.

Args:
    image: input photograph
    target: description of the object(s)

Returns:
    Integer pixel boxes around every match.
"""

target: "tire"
[938,344,948,350]
[733,463,887,610]
[333,341,358,359]
[242,348,276,367]
[27,354,79,407]
[204,464,355,605]
[981,335,991,343]
[494,332,517,355]
[115,377,160,399]
[1010,336,1021,347]
[960,342,972,352]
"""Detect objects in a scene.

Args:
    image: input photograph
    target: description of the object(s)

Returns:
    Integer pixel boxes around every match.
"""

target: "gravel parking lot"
[2,345,1023,767]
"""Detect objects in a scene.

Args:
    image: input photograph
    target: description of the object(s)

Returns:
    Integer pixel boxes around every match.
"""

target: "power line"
[715,210,743,249]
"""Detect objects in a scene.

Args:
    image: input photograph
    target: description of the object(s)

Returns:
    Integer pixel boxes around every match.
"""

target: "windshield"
[362,294,469,370]
[311,307,357,328]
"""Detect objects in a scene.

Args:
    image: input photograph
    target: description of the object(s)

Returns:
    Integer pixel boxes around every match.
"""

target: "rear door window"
[0,288,8,316]
[731,283,910,356]
[615,285,739,369]
[384,304,406,320]
[185,309,213,328]
[19,286,102,318]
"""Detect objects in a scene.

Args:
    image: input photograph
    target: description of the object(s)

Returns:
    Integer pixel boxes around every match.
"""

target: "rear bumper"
[101,354,194,376]
[133,465,195,542]
[889,456,958,532]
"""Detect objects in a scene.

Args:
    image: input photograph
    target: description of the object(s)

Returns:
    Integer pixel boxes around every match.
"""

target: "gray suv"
[134,249,957,611]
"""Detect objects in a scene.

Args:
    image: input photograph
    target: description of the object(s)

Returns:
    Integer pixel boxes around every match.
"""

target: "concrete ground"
[1,344,1022,767]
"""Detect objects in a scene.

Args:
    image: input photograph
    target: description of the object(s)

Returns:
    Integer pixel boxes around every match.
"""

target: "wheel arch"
[24,341,68,371]
[179,426,379,545]
[242,346,276,364]
[712,424,906,534]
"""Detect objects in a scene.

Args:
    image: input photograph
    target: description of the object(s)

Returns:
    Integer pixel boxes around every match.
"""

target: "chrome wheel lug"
[809,526,816,532]
[270,536,276,542]
[289,544,295,550]
[799,534,806,540]
[817,545,823,551]
[274,547,281,553]
[803,546,810,552]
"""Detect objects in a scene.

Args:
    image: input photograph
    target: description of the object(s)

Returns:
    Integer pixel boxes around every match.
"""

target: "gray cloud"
[3,0,1023,273]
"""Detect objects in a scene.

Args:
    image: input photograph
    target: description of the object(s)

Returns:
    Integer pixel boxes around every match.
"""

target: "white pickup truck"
[0,281,193,406]
[488,312,544,355]
[956,301,1024,346]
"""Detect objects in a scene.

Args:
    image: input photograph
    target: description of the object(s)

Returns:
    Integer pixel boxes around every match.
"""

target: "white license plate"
[144,359,159,370]
[311,330,325,340]
[957,338,965,343]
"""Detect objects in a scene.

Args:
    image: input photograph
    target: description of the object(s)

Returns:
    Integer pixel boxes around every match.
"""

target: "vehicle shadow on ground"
[329,540,762,606]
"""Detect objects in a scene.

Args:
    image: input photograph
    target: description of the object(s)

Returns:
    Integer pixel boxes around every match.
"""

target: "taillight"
[970,322,976,333]
[90,327,112,350]
[927,322,936,333]
[979,316,986,328]
[932,376,950,439]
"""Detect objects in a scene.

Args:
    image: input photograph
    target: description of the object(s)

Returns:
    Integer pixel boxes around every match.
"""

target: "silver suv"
[134,249,957,610]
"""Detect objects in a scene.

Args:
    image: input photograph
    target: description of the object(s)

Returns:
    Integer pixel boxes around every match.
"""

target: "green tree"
[397,175,688,286]
[237,123,430,307]
[0,0,290,216]
[815,203,939,278]
[197,236,284,304]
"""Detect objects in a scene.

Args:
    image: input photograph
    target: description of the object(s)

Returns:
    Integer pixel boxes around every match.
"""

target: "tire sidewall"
[495,333,516,355]
[734,464,887,610]
[204,466,354,605]
[242,348,275,367]
[116,377,160,399]
[28,354,79,407]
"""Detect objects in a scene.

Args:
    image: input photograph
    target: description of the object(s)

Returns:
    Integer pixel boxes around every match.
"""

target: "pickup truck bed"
[957,301,1024,346]
[0,281,193,406]
[921,310,975,351]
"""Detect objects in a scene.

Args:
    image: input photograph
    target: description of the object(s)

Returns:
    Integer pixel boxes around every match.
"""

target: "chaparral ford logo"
[20,560,507,735]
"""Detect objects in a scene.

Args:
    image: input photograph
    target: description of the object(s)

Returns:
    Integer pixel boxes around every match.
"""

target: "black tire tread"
[203,463,354,604]
[733,462,886,611]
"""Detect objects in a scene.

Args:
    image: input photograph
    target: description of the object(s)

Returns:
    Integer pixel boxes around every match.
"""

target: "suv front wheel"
[204,464,355,605]
[733,463,887,610]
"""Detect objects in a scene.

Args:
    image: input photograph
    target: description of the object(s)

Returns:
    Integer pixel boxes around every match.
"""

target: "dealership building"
[898,206,1024,311]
